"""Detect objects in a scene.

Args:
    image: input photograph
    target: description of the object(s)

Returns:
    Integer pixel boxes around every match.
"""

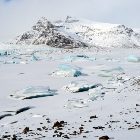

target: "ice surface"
[127,55,140,62]
[64,98,88,109]
[10,86,54,100]
[3,61,18,64]
[88,89,105,101]
[51,64,82,77]
[88,57,96,61]
[98,67,124,77]
[63,55,76,62]
[63,80,99,92]
[30,55,38,61]
[101,57,120,62]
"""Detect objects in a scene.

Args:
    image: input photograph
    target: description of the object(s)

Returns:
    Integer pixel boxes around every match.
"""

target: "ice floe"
[98,67,124,77]
[30,55,38,61]
[10,86,54,100]
[127,55,140,62]
[63,80,99,93]
[64,98,88,109]
[51,64,82,77]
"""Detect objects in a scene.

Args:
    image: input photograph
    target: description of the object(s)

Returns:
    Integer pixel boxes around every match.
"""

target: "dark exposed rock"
[10,17,88,49]
[99,135,110,140]
[90,115,98,119]
[93,126,105,129]
[23,127,29,134]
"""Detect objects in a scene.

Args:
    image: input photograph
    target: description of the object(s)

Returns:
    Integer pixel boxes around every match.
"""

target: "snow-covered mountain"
[10,17,88,49]
[10,16,140,48]
[53,16,140,48]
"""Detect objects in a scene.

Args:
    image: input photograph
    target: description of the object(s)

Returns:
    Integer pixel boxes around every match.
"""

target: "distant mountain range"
[10,16,140,48]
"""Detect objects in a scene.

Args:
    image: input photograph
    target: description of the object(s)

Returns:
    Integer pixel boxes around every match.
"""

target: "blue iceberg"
[98,67,124,77]
[63,55,76,62]
[51,64,82,77]
[63,80,99,93]
[88,57,96,61]
[64,98,88,109]
[30,55,38,61]
[10,86,54,100]
[127,55,140,62]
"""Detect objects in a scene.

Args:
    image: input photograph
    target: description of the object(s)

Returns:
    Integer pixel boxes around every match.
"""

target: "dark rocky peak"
[65,16,79,23]
[32,17,54,31]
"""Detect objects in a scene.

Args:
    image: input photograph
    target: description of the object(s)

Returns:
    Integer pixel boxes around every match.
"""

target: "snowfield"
[0,44,140,140]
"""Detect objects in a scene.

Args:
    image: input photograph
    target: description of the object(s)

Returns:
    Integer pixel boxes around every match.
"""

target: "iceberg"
[3,61,26,64]
[51,64,82,77]
[64,98,88,109]
[101,57,120,62]
[88,89,105,101]
[3,61,18,64]
[0,50,9,56]
[30,55,38,61]
[75,54,89,58]
[88,57,96,61]
[63,55,76,62]
[10,86,54,100]
[63,80,99,93]
[44,57,52,61]
[98,67,124,77]
[127,55,140,62]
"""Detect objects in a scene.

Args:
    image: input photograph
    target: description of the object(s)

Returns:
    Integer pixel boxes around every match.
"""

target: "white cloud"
[0,0,140,42]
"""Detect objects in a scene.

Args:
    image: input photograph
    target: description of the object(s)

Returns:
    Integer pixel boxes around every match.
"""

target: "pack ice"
[10,86,54,100]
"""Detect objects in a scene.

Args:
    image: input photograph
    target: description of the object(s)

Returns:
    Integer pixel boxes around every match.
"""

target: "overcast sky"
[0,0,140,42]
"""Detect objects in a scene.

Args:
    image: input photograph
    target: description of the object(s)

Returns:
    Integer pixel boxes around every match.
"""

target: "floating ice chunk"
[63,55,76,62]
[44,57,52,61]
[51,64,82,77]
[64,98,88,109]
[19,61,27,64]
[3,61,26,64]
[10,86,54,100]
[98,67,124,77]
[88,89,105,101]
[75,54,89,58]
[127,55,140,62]
[12,55,21,59]
[88,57,96,61]
[30,55,38,61]
[63,80,98,93]
[101,57,120,62]
[3,61,18,64]
[0,50,8,56]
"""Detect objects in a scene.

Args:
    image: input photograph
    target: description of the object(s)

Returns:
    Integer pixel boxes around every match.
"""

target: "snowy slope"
[53,16,140,48]
[9,17,88,49]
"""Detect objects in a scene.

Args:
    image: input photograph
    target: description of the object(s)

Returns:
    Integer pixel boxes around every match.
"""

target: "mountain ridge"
[10,16,140,48]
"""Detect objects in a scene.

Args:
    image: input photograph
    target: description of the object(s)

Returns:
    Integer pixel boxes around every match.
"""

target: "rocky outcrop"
[10,17,88,48]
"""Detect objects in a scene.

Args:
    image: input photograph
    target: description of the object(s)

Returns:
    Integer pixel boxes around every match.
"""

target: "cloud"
[0,0,140,42]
